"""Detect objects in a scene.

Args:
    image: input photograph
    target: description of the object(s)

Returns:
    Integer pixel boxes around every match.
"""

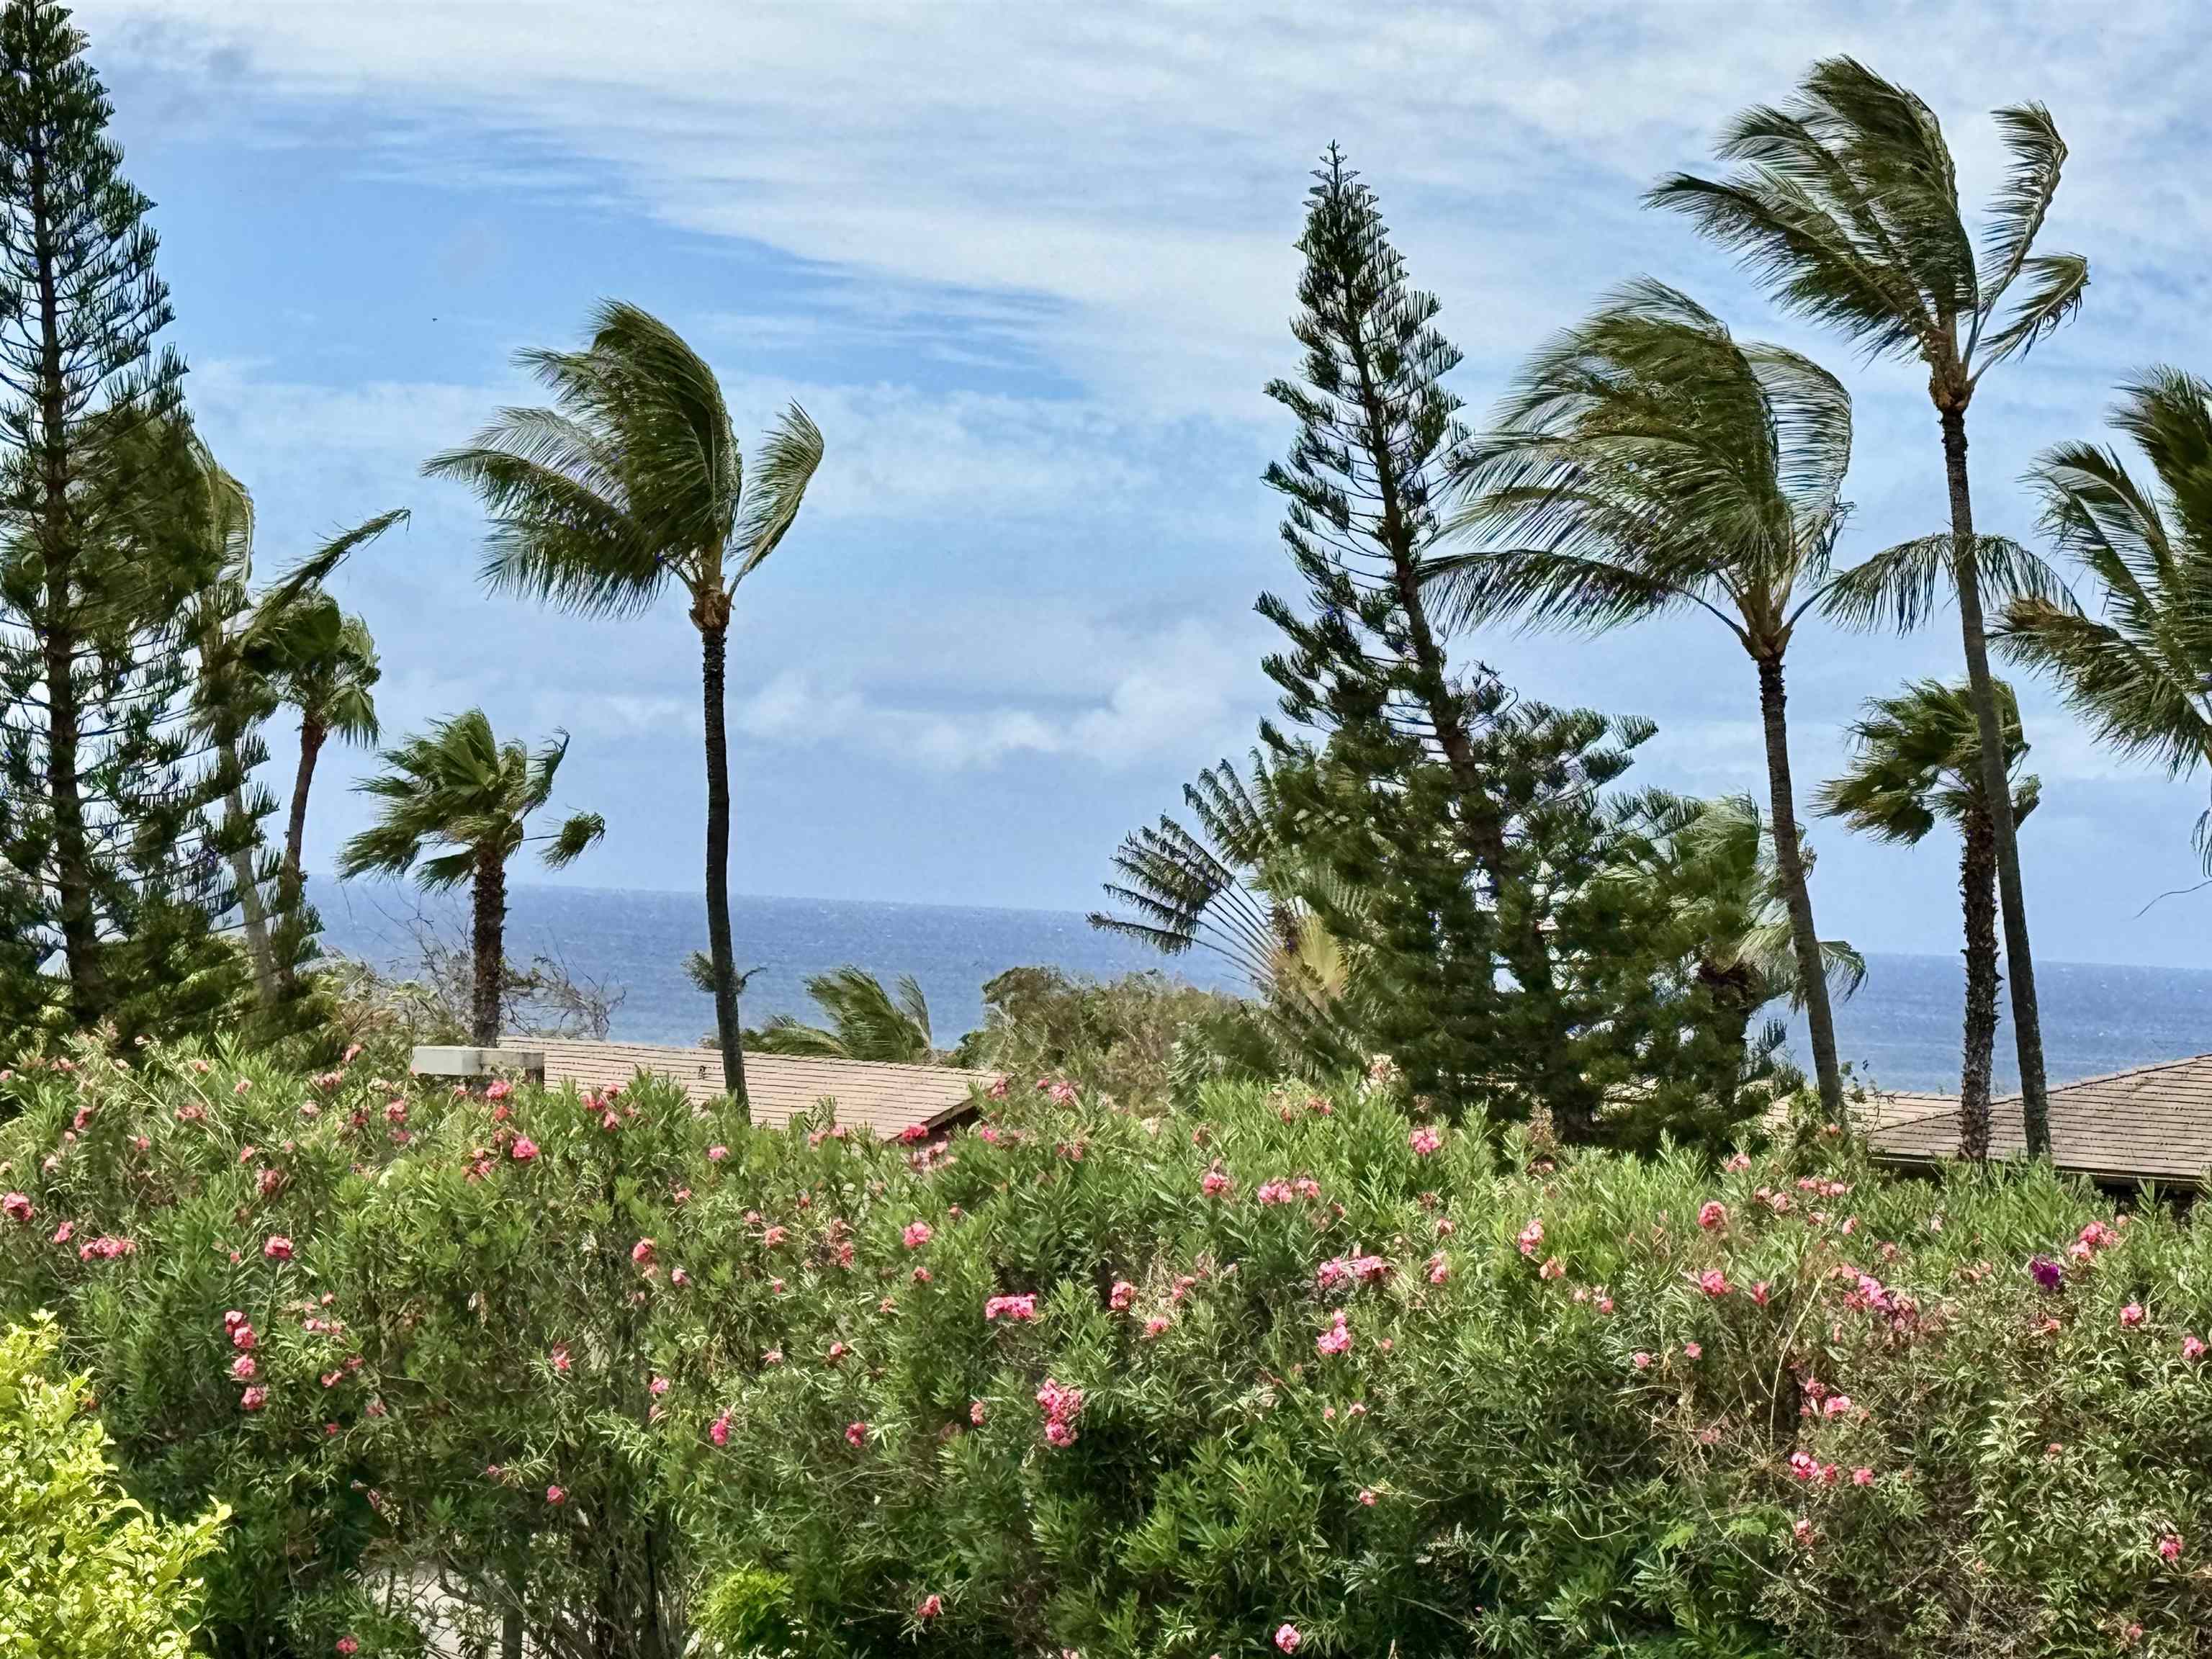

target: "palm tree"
[753,966,937,1064]
[246,592,386,889]
[1650,57,2087,1153]
[1818,680,2037,1159]
[424,302,822,1112]
[336,710,604,1048]
[1439,282,1861,1118]
[1612,791,1863,1075]
[2005,369,2212,864]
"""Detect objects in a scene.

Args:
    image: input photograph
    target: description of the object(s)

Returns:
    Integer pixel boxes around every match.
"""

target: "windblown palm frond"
[2008,369,2212,859]
[755,966,935,1065]
[1817,678,2039,841]
[337,709,603,885]
[1439,279,1852,651]
[1819,532,2064,632]
[1647,58,2085,390]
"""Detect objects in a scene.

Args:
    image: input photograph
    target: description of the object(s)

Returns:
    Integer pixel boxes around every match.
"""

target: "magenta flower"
[845,1421,868,1448]
[1316,1310,1352,1357]
[509,1137,539,1161]
[2028,1255,2064,1290]
[546,1485,565,1504]
[2159,1532,2183,1562]
[709,1413,732,1447]
[917,1593,944,1620]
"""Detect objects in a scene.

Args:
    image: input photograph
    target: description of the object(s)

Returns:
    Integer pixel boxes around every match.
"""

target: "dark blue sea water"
[309,880,2211,1095]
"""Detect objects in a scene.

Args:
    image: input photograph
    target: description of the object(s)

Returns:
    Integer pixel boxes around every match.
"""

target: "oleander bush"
[2,1038,2211,1658]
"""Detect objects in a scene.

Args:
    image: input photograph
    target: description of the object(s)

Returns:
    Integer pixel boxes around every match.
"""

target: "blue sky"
[76,1,2212,968]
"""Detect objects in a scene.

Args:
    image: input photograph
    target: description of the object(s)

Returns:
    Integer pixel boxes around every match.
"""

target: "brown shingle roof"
[1861,1056,2212,1187]
[527,1039,993,1138]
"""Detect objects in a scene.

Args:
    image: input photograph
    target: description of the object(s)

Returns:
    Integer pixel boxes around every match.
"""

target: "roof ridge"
[1987,1051,2212,1103]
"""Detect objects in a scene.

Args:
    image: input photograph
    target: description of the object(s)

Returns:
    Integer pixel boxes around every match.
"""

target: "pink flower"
[1516,1218,1544,1257]
[1110,1280,1137,1310]
[2159,1532,2184,1563]
[546,1485,565,1504]
[1792,1517,1814,1548]
[707,1144,729,1163]
[231,1354,257,1380]
[1697,1201,1727,1231]
[50,1221,71,1245]
[649,1375,670,1396]
[899,1123,929,1144]
[2121,1303,2146,1328]
[2185,1335,2207,1361]
[231,1323,257,1351]
[1358,1488,1377,1506]
[902,1221,933,1250]
[917,1593,944,1621]
[224,1309,247,1332]
[670,1267,691,1287]
[510,1137,539,1161]
[969,1400,987,1426]
[826,1341,849,1363]
[1682,1341,1702,1359]
[1,1192,29,1223]
[1426,1251,1449,1285]
[240,1385,267,1411]
[1200,1166,1232,1198]
[984,1294,1038,1323]
[1036,1377,1084,1446]
[631,1238,656,1267]
[550,1344,572,1374]
[1316,1310,1352,1357]
[1143,1315,1172,1339]
[1632,1352,1653,1370]
[264,1235,294,1261]
[709,1413,732,1446]
[336,1639,360,1656]
[1751,1280,1771,1308]
[1822,1395,1853,1418]
[845,1421,868,1448]
[1408,1125,1442,1157]
[1274,1624,1303,1653]
[1539,1256,1565,1281]
[1851,1467,1874,1486]
[234,1077,252,1095]
[1696,1269,1730,1298]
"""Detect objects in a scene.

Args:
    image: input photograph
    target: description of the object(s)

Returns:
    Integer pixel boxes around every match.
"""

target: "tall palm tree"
[2006,369,2212,864]
[754,966,937,1064]
[424,302,822,1112]
[1818,680,2037,1159]
[1439,282,1862,1118]
[336,710,604,1048]
[1651,56,2087,1153]
[246,593,386,888]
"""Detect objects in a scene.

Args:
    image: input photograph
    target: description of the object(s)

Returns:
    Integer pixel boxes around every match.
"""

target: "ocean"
[308,880,2212,1096]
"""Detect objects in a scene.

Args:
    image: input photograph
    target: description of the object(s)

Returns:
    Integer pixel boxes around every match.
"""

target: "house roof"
[527,1039,994,1138]
[1860,1055,2212,1187]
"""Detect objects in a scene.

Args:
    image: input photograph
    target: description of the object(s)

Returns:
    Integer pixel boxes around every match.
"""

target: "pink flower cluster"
[984,1294,1037,1323]
[1255,1175,1322,1205]
[2069,1220,2119,1262]
[1,1192,29,1222]
[77,1234,135,1261]
[902,1220,933,1250]
[1408,1125,1442,1157]
[1316,1310,1352,1356]
[1110,1280,1137,1311]
[1516,1218,1545,1257]
[1316,1253,1389,1292]
[1697,1201,1727,1231]
[1200,1166,1233,1198]
[1036,1377,1083,1447]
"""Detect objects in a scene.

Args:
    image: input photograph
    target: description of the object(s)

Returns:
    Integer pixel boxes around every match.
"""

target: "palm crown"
[1647,56,2086,408]
[1439,280,1852,652]
[1817,678,2038,844]
[337,709,602,889]
[2007,369,2212,861]
[755,966,936,1065]
[421,300,822,626]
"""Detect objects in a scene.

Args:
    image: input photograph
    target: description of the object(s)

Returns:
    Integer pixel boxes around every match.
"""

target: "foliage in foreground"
[1,1040,2210,1658]
[0,1313,225,1659]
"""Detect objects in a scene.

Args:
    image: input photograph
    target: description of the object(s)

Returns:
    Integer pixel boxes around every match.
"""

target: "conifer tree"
[0,0,238,1038]
[1255,148,1718,1143]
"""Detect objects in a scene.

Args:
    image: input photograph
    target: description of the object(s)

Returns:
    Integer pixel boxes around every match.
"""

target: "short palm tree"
[2006,369,2212,863]
[755,966,936,1064]
[1652,55,2087,1151]
[1439,282,1861,1118]
[1818,680,2037,1159]
[1612,791,1863,1070]
[425,301,822,1112]
[336,710,604,1047]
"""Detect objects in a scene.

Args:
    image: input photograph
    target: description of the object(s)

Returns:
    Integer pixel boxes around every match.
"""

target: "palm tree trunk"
[222,771,279,1007]
[1939,406,2050,1154]
[1957,800,1998,1161]
[284,714,325,888]
[470,843,505,1048]
[697,608,749,1111]
[1754,653,1845,1120]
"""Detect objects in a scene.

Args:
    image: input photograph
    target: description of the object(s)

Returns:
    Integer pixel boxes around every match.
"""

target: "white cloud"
[729,617,1256,773]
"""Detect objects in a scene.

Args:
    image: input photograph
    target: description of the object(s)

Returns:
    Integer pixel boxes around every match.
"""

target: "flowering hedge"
[2,1040,2211,1657]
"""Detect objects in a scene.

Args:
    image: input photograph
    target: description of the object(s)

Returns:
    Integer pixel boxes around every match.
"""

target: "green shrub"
[0,1313,225,1658]
[4,1037,2212,1658]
